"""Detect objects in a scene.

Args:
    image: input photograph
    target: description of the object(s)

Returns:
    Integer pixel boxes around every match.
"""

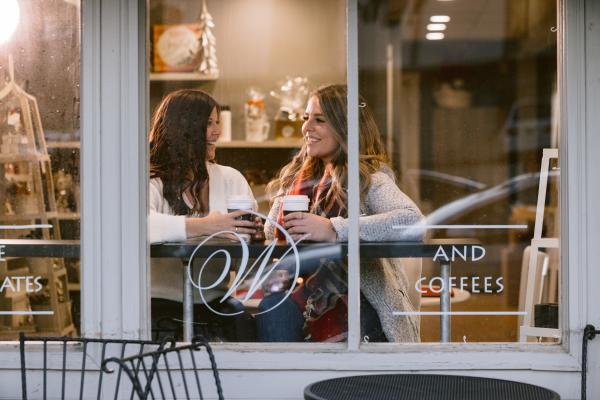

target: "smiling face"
[205,107,220,160]
[302,96,339,163]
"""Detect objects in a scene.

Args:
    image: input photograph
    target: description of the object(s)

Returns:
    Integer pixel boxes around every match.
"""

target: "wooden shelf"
[0,211,78,221]
[47,141,80,149]
[55,212,80,220]
[0,154,50,163]
[0,212,56,222]
[217,139,302,149]
[0,325,36,339]
[150,72,219,81]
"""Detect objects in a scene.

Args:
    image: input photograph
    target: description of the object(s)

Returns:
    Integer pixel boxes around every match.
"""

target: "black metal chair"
[102,336,224,400]
[19,333,163,400]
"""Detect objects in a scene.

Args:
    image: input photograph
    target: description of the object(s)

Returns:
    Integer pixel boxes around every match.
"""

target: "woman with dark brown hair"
[258,84,423,343]
[149,89,257,341]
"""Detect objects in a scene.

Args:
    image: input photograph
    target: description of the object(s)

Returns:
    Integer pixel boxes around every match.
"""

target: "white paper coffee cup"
[227,195,255,242]
[227,195,255,212]
[282,195,309,214]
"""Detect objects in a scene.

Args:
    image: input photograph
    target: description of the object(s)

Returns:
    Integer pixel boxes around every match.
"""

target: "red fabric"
[277,164,349,342]
[290,260,349,342]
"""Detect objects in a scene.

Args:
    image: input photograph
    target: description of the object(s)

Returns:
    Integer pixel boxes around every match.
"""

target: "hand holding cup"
[227,196,258,242]
[281,195,337,242]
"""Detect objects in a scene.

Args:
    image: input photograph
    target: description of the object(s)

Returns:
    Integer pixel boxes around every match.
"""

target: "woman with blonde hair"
[258,84,423,342]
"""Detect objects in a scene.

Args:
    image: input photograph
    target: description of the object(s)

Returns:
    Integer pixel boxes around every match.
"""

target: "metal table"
[0,239,80,258]
[151,238,478,343]
[0,238,475,343]
[304,374,560,400]
[150,239,468,259]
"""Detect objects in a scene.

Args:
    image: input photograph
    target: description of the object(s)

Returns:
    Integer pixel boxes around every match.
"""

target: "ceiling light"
[426,32,445,40]
[0,0,20,45]
[427,23,447,31]
[430,15,451,23]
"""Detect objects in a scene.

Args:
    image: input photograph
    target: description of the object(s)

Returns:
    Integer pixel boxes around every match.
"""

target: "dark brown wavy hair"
[149,89,219,215]
[266,84,388,213]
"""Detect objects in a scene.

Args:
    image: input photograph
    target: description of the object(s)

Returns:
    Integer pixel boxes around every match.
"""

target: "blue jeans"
[151,297,256,342]
[256,292,305,341]
[256,292,387,342]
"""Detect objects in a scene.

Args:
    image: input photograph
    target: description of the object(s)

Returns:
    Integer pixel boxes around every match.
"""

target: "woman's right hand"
[185,211,257,239]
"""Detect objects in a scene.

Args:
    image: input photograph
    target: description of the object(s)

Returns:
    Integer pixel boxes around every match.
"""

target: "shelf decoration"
[0,55,75,336]
[197,0,219,76]
[0,55,49,218]
[0,55,60,224]
[153,24,202,72]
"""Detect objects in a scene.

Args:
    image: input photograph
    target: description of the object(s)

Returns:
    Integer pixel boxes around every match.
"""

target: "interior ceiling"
[399,0,508,41]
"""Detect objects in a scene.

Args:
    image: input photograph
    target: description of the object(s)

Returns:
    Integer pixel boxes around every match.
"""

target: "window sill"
[208,343,580,372]
[0,341,580,372]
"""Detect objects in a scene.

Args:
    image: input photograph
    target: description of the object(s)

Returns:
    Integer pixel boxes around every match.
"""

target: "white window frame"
[80,0,589,374]
[2,0,598,398]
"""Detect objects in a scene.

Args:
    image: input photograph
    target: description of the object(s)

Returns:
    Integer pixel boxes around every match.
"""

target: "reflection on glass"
[359,0,558,342]
[0,1,81,339]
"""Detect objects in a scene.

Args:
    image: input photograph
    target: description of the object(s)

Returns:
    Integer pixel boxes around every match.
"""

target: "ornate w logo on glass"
[185,210,310,316]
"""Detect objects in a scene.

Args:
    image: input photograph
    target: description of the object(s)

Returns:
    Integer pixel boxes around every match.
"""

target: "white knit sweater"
[148,163,255,302]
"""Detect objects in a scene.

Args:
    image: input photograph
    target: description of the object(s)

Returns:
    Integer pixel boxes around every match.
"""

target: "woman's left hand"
[283,212,337,242]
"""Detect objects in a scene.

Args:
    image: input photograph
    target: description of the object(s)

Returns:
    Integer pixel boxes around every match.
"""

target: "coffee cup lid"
[227,195,255,209]
[282,194,309,211]
[283,195,309,203]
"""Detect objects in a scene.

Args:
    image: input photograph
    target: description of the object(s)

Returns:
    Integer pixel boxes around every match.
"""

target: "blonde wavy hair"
[266,84,389,215]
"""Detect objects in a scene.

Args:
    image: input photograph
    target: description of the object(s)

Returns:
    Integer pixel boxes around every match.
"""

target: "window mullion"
[81,0,146,339]
[346,0,360,351]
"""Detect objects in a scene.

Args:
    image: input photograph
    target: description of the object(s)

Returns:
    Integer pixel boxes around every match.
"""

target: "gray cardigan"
[265,171,424,342]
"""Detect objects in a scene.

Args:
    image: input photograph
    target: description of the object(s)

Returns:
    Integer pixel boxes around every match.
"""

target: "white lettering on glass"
[433,245,486,262]
[472,245,486,261]
[416,276,505,294]
[0,276,44,293]
[0,246,46,296]
[186,210,305,317]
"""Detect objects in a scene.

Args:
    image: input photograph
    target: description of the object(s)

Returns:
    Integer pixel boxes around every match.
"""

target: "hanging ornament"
[197,0,218,76]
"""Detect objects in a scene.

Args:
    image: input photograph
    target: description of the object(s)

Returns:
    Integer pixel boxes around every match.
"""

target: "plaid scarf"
[278,165,349,342]
[275,165,345,239]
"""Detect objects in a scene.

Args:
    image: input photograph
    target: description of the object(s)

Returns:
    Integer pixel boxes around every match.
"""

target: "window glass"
[147,0,559,346]
[0,0,81,339]
[358,0,559,343]
[147,0,349,343]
